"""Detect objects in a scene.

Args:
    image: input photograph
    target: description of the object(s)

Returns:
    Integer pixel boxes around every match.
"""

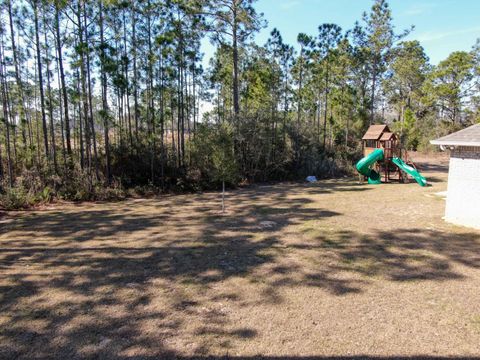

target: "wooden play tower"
[361,124,417,183]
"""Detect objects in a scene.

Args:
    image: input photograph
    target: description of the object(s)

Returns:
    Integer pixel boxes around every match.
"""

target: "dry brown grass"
[1,152,480,359]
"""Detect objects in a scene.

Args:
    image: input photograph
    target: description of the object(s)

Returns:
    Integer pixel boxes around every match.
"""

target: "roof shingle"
[362,124,390,140]
[380,132,396,141]
[430,124,480,147]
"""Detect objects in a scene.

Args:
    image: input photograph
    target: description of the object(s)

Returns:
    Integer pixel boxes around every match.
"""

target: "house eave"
[430,140,480,147]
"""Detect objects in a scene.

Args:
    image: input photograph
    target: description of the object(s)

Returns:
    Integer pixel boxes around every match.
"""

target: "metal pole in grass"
[222,180,225,214]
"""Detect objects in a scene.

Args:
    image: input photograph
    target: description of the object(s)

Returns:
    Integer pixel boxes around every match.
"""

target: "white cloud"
[417,26,480,42]
[280,0,300,10]
[403,2,437,16]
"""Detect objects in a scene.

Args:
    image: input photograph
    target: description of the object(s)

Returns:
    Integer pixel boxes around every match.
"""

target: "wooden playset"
[360,124,420,184]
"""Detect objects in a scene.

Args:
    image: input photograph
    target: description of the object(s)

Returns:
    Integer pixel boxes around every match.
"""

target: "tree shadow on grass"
[1,183,480,358]
[91,357,480,360]
[277,227,480,291]
[422,176,445,184]
[0,209,169,242]
[128,357,480,360]
[0,190,342,358]
[415,160,449,174]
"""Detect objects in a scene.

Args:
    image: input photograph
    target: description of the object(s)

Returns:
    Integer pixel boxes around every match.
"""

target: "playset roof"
[380,132,396,141]
[362,124,390,140]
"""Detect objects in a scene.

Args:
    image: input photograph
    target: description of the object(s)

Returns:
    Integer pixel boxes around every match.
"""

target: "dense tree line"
[0,0,479,207]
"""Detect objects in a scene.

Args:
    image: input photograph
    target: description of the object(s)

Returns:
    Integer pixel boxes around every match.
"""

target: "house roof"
[430,124,480,147]
[380,132,396,141]
[362,124,390,140]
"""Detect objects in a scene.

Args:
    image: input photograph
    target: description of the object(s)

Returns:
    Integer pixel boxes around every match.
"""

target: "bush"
[189,122,239,189]
[0,187,33,210]
[0,166,127,210]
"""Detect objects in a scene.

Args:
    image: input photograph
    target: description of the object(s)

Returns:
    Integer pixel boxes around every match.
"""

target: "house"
[430,124,480,229]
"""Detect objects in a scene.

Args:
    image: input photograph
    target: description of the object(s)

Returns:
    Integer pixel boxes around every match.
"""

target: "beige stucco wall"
[445,147,480,229]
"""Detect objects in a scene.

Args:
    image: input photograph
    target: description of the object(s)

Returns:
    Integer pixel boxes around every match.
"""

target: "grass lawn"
[1,153,480,359]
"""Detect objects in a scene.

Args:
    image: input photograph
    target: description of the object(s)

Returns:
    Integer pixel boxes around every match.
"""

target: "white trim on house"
[430,139,480,147]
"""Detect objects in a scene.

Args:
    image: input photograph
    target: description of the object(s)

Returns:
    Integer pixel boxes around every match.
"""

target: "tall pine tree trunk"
[76,2,92,172]
[122,8,133,148]
[8,0,32,167]
[232,7,239,119]
[55,0,72,157]
[147,1,155,182]
[33,0,49,162]
[0,36,14,187]
[43,21,58,174]
[322,60,329,149]
[83,0,99,180]
[99,0,111,184]
[131,2,139,143]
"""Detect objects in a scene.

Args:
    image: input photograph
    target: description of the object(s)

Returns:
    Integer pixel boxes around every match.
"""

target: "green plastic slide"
[356,148,384,185]
[391,157,427,187]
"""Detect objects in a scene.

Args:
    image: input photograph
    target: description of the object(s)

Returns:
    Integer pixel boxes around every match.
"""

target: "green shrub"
[0,166,128,210]
[0,187,33,210]
[189,122,239,189]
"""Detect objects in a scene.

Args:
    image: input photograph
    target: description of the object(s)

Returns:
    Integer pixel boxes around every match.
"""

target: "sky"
[201,0,480,67]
